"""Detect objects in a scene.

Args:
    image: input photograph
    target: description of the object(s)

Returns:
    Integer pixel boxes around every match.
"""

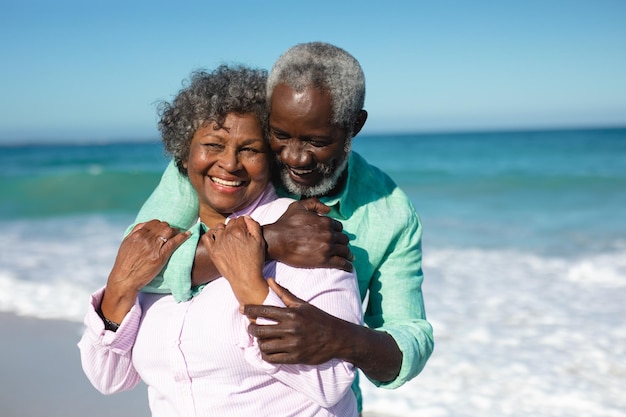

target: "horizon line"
[1,123,625,147]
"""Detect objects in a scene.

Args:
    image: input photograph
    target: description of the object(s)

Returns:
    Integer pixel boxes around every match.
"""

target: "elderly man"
[133,42,433,413]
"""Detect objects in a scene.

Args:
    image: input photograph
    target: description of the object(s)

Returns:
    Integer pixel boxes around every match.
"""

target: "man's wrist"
[341,324,402,383]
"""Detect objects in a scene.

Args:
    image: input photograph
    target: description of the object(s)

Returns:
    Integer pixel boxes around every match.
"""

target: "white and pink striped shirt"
[78,186,362,416]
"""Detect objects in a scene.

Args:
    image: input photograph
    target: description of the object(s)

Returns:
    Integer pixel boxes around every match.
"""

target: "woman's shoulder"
[272,262,358,300]
[253,196,296,225]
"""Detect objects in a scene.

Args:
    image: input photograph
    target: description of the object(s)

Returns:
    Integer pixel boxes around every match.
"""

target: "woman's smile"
[184,113,270,228]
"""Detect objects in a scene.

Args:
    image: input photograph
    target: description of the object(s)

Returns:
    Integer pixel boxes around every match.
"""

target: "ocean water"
[1,128,625,416]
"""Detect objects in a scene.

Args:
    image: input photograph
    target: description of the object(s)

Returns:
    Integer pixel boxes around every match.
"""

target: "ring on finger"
[159,236,168,244]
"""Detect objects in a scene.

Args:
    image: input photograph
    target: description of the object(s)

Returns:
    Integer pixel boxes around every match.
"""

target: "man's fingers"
[267,278,304,307]
[331,218,343,232]
[298,198,331,214]
[334,230,349,245]
[260,352,299,365]
[243,304,291,321]
[328,256,353,272]
[247,322,283,339]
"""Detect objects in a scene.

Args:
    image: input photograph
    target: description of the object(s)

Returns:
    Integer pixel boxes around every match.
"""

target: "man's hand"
[243,278,350,365]
[245,279,404,382]
[263,198,353,272]
[191,198,352,286]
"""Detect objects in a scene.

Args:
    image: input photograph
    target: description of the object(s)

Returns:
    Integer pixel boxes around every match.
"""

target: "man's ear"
[352,110,368,137]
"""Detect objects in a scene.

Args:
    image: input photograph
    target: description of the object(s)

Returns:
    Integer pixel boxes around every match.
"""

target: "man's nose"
[280,140,310,167]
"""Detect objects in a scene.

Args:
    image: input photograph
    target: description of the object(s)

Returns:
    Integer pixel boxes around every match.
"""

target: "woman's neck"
[198,206,228,229]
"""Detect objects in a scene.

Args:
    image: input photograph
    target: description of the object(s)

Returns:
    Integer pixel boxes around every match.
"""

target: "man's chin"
[280,171,335,198]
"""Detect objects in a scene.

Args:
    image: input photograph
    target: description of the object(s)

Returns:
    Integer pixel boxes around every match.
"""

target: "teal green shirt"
[132,152,434,408]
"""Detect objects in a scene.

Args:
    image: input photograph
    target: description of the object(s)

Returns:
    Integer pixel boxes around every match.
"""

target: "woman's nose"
[218,148,240,171]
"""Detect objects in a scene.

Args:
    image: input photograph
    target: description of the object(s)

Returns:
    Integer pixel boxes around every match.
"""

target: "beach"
[0,312,149,417]
[1,129,625,416]
[0,311,393,417]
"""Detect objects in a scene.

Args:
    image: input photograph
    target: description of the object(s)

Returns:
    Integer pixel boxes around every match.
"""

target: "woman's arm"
[78,220,190,393]
[204,216,362,407]
[203,217,268,306]
[243,272,362,407]
[78,288,143,394]
[129,162,353,292]
[103,220,190,321]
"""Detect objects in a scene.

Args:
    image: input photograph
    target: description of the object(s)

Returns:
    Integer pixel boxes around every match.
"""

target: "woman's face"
[184,113,270,228]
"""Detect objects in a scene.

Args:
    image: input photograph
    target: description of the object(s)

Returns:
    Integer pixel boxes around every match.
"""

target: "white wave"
[1,217,625,416]
[0,271,92,321]
[358,246,626,416]
[0,215,126,322]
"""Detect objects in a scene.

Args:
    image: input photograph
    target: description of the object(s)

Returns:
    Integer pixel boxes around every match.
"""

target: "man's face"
[268,83,350,198]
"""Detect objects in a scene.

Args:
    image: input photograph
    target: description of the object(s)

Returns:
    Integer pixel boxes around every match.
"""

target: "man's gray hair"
[267,42,365,134]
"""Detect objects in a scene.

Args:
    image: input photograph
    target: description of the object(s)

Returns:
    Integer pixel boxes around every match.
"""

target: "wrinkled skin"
[100,220,190,324]
[244,278,348,364]
[190,197,353,287]
[202,216,268,306]
[263,197,353,271]
[243,280,402,383]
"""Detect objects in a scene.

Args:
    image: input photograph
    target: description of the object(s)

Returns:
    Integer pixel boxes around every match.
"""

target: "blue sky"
[1,0,625,144]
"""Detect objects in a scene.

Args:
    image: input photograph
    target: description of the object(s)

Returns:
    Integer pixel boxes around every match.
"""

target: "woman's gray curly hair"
[266,42,365,136]
[158,64,268,175]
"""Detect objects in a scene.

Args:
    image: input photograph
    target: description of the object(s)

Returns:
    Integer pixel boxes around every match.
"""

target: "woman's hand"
[101,220,190,324]
[202,216,268,306]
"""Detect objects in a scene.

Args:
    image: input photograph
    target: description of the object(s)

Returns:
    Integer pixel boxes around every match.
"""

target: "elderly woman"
[78,65,362,417]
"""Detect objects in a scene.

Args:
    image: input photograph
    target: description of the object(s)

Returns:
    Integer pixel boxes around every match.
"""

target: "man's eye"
[272,131,290,140]
[308,140,328,148]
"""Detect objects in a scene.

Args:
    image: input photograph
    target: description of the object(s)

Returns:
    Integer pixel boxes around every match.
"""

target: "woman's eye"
[203,143,223,150]
[241,147,262,154]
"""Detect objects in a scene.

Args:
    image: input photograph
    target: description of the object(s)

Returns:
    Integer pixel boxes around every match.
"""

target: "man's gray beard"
[279,140,351,198]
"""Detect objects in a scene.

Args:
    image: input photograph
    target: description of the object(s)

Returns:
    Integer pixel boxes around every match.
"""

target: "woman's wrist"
[100,284,138,325]
[227,273,269,306]
[96,305,121,332]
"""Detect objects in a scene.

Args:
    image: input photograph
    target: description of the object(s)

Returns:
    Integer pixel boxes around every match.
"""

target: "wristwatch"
[97,307,120,332]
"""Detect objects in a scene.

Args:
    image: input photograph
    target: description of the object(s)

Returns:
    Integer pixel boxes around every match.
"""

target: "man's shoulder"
[347,152,415,212]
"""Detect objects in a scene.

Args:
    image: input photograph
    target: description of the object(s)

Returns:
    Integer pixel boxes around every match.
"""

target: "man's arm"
[133,161,353,293]
[190,198,353,286]
[244,199,434,387]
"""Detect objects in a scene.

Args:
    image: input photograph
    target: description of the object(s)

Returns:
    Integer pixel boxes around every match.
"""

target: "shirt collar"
[318,153,355,220]
[275,153,356,220]
[228,184,278,221]
[199,184,277,231]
